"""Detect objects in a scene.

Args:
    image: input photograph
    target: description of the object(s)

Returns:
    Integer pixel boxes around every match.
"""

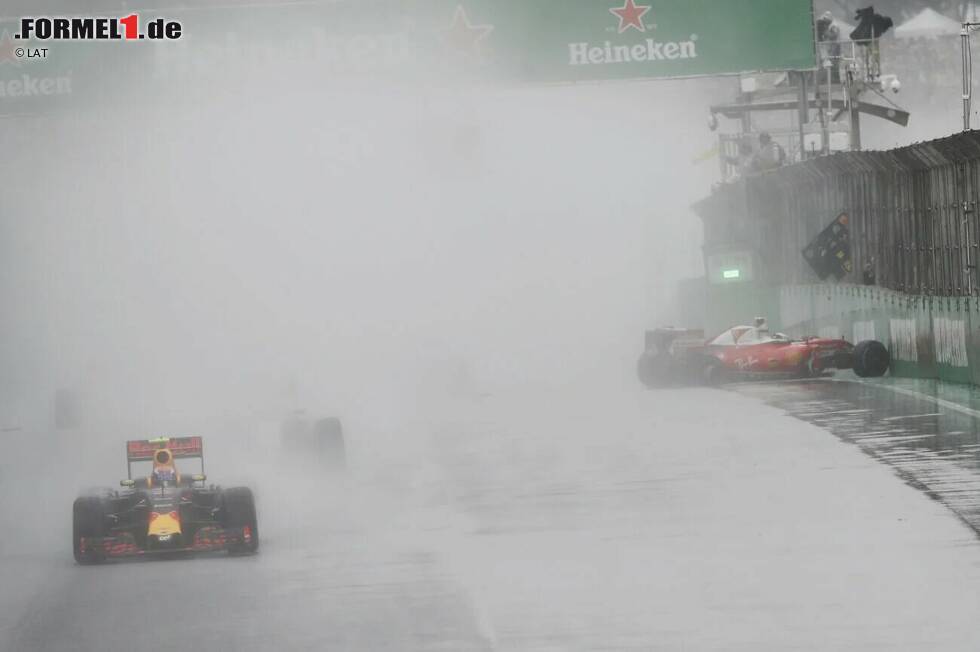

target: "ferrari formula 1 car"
[636,319,890,388]
[72,436,258,563]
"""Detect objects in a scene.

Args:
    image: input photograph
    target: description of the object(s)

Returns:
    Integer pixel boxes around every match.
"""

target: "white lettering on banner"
[568,36,698,65]
[933,317,969,367]
[0,74,71,97]
[889,318,918,362]
[853,320,876,343]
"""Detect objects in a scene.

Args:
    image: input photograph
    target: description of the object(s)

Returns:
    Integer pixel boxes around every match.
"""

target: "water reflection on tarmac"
[733,375,980,535]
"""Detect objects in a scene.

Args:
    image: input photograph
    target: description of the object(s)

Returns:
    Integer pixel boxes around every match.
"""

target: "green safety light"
[722,268,741,279]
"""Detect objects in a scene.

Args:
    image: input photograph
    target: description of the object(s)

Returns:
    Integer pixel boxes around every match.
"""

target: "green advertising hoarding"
[484,0,816,82]
[0,0,815,115]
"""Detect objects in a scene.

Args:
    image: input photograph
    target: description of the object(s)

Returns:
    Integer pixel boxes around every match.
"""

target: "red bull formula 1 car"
[72,436,258,563]
[637,319,890,387]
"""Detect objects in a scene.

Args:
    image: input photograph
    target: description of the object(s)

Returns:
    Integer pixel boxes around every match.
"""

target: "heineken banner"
[499,0,816,82]
[0,0,815,115]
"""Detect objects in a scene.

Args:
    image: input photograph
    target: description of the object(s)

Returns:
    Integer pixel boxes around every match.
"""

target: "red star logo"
[0,31,20,66]
[444,5,494,57]
[609,0,651,33]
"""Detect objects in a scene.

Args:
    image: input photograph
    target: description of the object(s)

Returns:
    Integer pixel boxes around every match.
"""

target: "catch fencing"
[697,130,980,297]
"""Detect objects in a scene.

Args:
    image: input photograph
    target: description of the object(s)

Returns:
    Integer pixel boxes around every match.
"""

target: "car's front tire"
[73,496,106,564]
[221,487,259,555]
[853,340,890,377]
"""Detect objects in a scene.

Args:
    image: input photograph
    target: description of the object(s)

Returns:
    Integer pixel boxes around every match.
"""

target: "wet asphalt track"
[0,425,497,652]
[731,374,980,537]
[8,378,980,650]
[3,488,494,652]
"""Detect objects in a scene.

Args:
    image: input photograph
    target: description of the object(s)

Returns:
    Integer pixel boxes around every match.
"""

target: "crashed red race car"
[636,319,890,387]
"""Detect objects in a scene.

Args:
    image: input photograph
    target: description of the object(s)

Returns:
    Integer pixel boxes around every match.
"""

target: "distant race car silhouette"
[280,411,346,470]
[72,436,258,563]
[637,319,890,387]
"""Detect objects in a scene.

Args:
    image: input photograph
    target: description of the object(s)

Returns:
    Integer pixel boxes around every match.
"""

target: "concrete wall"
[778,284,977,384]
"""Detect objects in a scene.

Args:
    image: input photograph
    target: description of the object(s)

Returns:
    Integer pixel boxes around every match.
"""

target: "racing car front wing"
[79,526,252,558]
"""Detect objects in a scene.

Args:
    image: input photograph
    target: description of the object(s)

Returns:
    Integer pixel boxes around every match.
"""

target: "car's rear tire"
[222,487,259,555]
[702,358,729,386]
[314,417,346,470]
[853,340,890,377]
[637,353,670,388]
[73,496,105,564]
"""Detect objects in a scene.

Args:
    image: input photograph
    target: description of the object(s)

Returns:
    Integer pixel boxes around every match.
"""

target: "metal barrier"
[696,130,980,297]
[777,283,978,385]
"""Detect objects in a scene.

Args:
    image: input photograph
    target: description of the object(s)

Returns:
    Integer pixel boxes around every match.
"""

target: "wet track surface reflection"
[9,385,980,650]
[732,375,980,536]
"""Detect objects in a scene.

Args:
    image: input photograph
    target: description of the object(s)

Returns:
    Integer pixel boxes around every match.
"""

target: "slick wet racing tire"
[73,496,106,564]
[701,358,729,386]
[853,340,890,378]
[314,417,346,471]
[636,353,670,388]
[222,487,259,555]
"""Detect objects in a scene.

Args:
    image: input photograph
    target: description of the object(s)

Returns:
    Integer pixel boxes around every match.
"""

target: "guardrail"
[777,283,978,384]
[696,130,980,297]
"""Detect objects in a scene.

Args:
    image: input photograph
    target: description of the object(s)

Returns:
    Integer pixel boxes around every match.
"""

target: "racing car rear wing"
[126,436,204,479]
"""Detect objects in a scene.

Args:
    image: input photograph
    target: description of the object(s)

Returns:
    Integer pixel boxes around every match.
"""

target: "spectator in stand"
[815,11,843,83]
[752,132,786,172]
[724,139,756,178]
[816,11,842,60]
[862,259,877,285]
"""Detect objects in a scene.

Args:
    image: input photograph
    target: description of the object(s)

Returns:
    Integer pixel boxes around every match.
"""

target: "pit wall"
[778,284,976,385]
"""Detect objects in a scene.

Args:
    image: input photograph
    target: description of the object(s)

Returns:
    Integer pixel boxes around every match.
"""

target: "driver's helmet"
[151,448,178,485]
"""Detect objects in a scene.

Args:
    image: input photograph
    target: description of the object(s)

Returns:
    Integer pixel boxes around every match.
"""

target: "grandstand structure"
[710,31,910,181]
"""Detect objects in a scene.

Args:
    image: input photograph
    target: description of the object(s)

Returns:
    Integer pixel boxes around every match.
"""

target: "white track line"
[831,378,980,420]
